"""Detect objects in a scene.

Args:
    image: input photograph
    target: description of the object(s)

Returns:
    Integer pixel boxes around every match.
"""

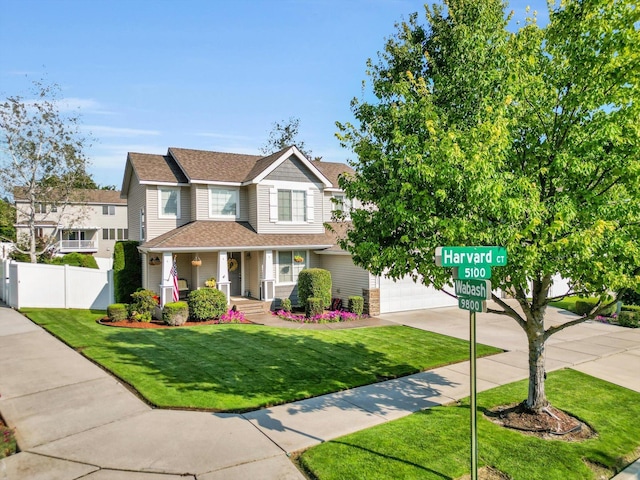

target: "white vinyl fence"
[1,260,114,310]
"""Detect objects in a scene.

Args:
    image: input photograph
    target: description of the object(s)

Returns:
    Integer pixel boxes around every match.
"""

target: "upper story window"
[209,187,238,218]
[269,187,314,223]
[278,190,306,222]
[332,194,351,218]
[102,205,115,215]
[34,203,47,214]
[158,187,180,219]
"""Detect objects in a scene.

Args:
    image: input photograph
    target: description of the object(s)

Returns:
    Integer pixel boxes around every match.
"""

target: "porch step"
[229,298,271,315]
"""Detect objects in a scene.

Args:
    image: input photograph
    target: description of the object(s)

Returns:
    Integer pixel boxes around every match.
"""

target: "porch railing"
[58,240,97,252]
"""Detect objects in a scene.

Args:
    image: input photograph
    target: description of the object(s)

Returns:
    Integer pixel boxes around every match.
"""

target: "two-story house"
[14,188,128,264]
[120,146,457,314]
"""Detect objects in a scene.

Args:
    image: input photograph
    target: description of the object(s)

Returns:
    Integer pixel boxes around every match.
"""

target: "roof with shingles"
[127,152,189,184]
[13,188,126,204]
[312,161,353,188]
[140,221,344,251]
[127,146,353,187]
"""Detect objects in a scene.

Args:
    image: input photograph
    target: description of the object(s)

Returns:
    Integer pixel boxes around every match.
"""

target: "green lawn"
[299,369,640,480]
[21,308,501,412]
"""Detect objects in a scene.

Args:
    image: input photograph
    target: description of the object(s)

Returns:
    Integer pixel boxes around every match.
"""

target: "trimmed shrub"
[305,297,324,318]
[48,253,99,269]
[128,289,157,322]
[107,303,128,322]
[188,288,227,321]
[113,241,141,303]
[280,298,292,312]
[574,300,595,316]
[348,296,364,316]
[617,311,639,328]
[298,268,332,309]
[619,289,640,306]
[622,304,640,312]
[163,301,189,326]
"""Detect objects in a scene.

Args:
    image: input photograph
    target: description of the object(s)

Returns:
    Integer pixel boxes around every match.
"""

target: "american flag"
[170,257,179,303]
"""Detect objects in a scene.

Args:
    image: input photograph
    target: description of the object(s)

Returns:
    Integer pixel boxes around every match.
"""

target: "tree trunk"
[525,307,548,412]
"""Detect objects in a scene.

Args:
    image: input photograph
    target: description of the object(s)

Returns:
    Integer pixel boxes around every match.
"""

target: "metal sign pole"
[470,310,478,480]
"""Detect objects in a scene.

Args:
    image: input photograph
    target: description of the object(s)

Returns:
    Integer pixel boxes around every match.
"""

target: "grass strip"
[22,308,501,411]
[299,369,640,480]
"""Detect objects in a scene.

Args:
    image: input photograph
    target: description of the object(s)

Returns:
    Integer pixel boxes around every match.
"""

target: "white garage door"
[379,274,458,313]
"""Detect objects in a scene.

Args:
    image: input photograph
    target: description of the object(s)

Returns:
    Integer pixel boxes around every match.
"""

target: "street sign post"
[436,246,507,480]
[435,246,507,267]
[458,297,487,313]
[454,265,491,280]
[454,279,492,300]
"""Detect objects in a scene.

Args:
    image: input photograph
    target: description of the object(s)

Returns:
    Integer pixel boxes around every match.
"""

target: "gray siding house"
[120,146,456,314]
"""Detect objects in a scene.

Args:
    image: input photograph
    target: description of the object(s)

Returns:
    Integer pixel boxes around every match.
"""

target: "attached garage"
[379,274,458,313]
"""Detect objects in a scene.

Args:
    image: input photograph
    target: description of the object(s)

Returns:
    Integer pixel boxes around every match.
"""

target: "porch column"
[217,251,230,303]
[159,252,174,307]
[261,249,275,301]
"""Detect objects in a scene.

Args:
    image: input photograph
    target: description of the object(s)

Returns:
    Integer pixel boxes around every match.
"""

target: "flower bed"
[273,309,367,324]
[100,309,252,328]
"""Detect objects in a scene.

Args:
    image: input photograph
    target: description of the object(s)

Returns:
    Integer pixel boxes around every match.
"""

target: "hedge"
[298,268,332,309]
[163,301,189,326]
[107,303,128,321]
[348,296,364,316]
[305,297,324,317]
[113,241,141,303]
[187,288,227,321]
[48,253,98,269]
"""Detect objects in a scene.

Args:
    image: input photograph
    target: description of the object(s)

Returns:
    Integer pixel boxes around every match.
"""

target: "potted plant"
[294,255,304,263]
[204,277,217,288]
[191,255,202,267]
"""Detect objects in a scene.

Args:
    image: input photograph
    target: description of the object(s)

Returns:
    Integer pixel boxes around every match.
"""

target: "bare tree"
[0,81,92,262]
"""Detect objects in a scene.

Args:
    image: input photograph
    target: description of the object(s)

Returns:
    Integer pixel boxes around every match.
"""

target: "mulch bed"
[97,318,252,329]
[484,401,596,441]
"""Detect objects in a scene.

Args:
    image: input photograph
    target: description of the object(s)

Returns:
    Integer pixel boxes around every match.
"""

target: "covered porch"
[143,249,276,307]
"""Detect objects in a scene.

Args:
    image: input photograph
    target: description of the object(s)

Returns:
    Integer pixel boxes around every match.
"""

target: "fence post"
[64,264,71,309]
[108,269,114,305]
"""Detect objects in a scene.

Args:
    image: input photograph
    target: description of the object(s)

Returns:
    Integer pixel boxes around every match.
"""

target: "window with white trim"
[278,190,306,222]
[102,205,115,215]
[159,187,180,218]
[209,187,238,218]
[332,194,351,218]
[278,250,307,283]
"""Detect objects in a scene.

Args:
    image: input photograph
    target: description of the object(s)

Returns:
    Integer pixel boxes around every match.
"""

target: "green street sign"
[435,246,507,267]
[454,266,492,280]
[458,297,487,313]
[455,279,492,300]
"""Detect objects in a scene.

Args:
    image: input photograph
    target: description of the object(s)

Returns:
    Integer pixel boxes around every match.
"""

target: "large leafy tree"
[0,81,93,263]
[337,0,640,412]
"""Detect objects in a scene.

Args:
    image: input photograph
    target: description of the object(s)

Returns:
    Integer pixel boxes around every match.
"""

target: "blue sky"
[1,0,549,189]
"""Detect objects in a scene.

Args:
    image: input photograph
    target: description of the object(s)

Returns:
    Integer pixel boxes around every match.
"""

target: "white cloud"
[84,125,161,137]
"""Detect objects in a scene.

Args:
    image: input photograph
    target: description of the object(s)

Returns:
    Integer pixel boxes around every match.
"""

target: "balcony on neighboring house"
[57,229,98,253]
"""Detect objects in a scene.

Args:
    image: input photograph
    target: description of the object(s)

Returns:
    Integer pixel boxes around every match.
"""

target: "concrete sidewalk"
[1,302,639,479]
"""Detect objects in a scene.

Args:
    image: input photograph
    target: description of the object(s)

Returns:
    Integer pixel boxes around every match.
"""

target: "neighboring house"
[14,189,128,260]
[120,146,456,314]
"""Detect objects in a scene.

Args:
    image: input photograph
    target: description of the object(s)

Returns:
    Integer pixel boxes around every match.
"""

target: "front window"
[278,250,307,283]
[102,205,115,215]
[278,190,306,222]
[209,187,238,218]
[159,187,180,218]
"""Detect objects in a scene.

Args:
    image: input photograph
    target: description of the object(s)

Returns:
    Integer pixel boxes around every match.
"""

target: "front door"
[229,251,242,296]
